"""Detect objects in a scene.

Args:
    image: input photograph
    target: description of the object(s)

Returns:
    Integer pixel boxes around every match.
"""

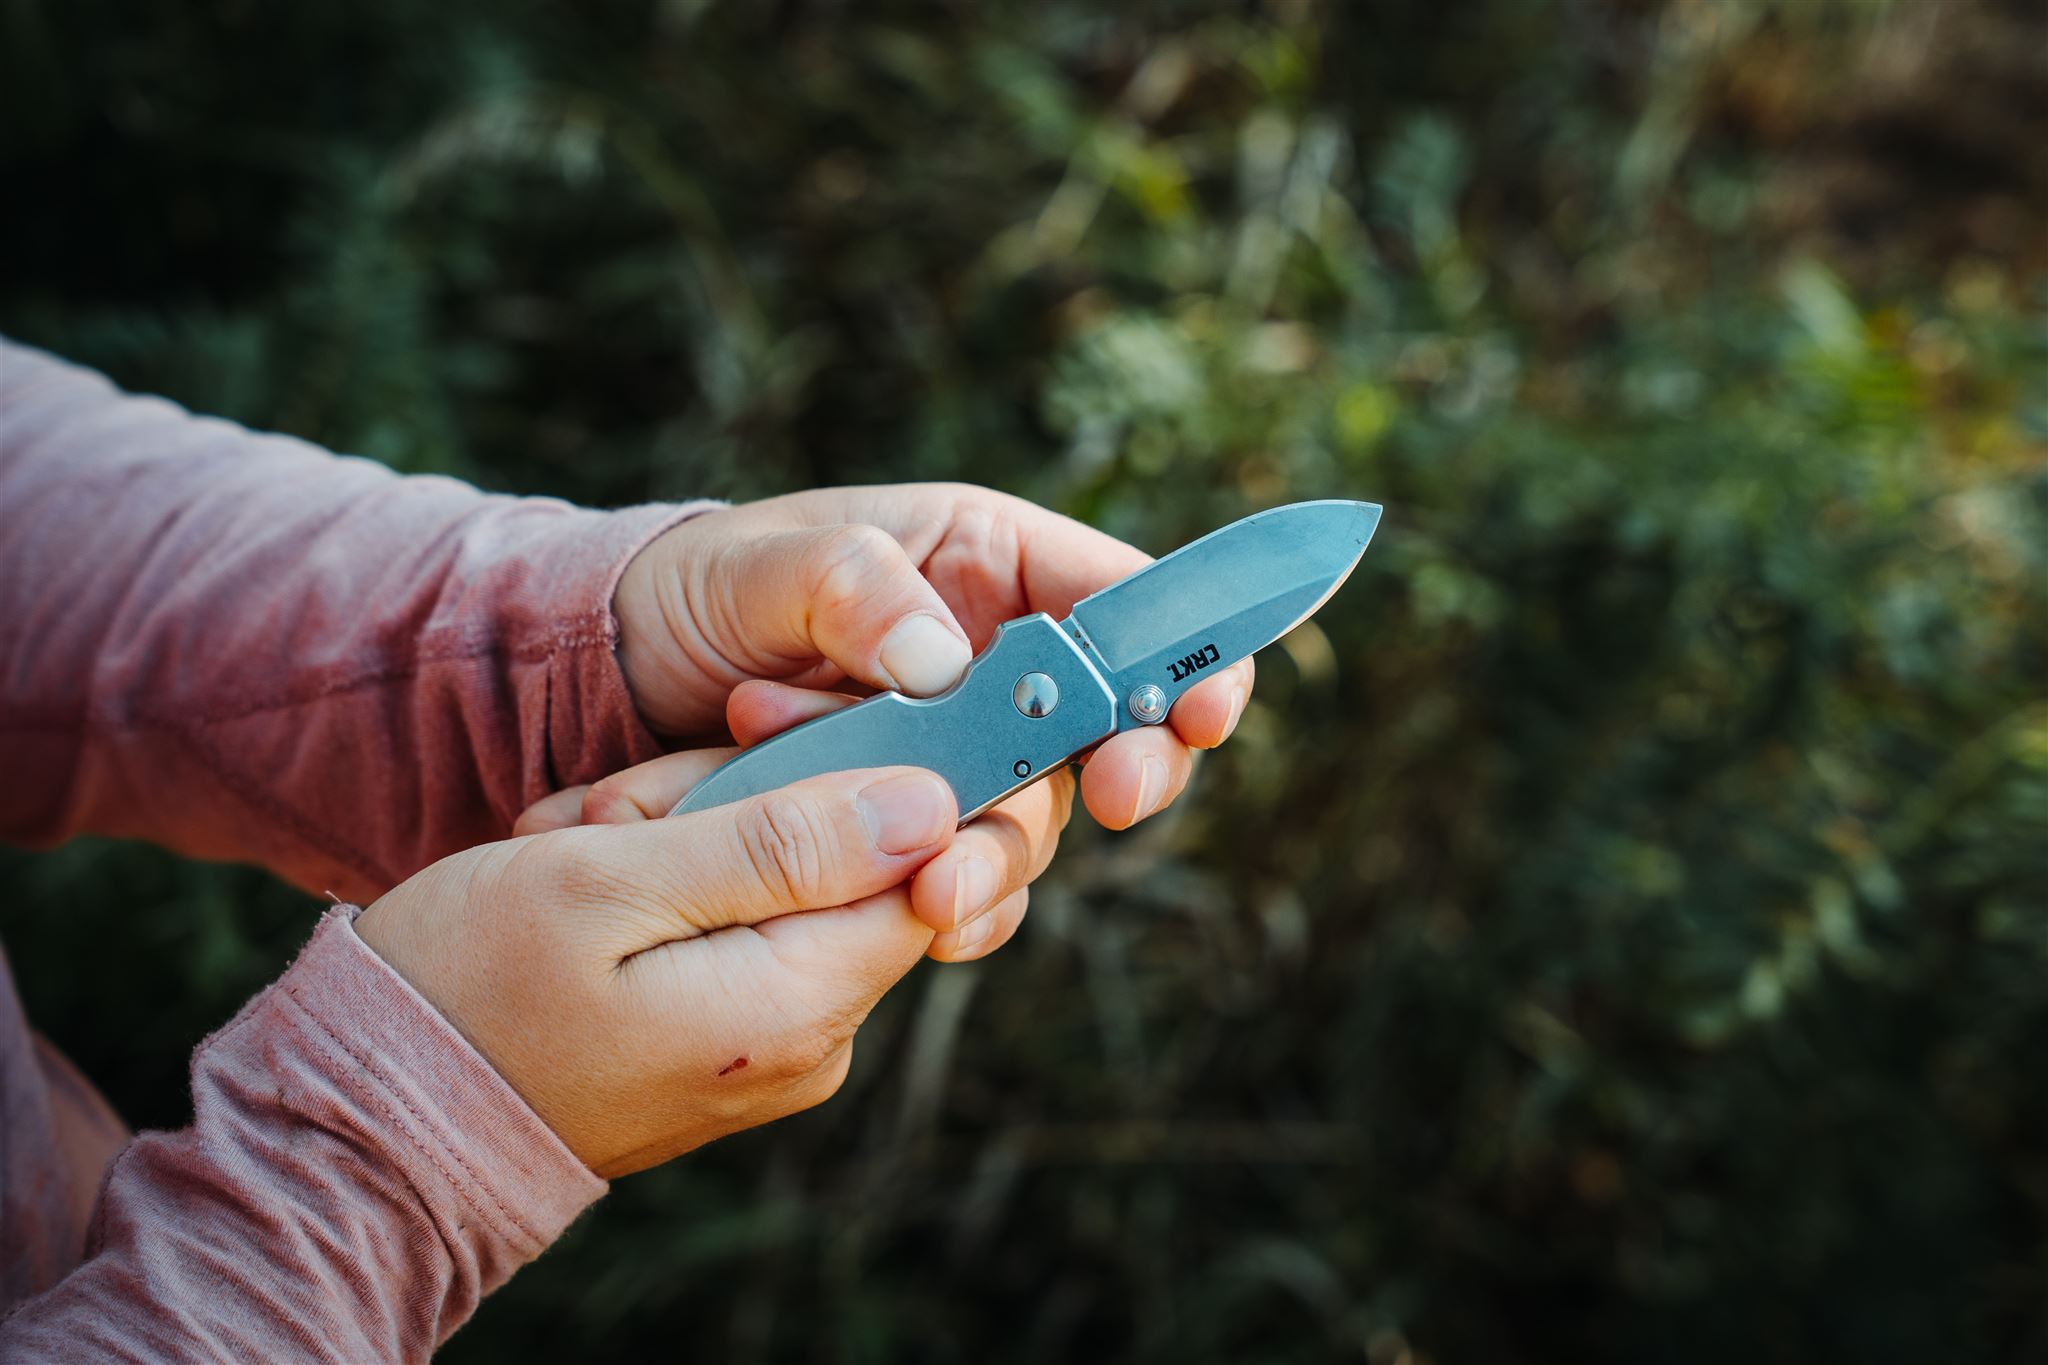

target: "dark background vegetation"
[4,1,2047,1360]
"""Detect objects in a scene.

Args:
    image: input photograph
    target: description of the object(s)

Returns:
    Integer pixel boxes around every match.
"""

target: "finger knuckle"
[746,1026,843,1098]
[580,778,639,825]
[740,793,835,905]
[812,524,898,609]
[795,1026,849,1079]
[521,831,617,908]
[794,1042,855,1109]
[1049,770,1078,827]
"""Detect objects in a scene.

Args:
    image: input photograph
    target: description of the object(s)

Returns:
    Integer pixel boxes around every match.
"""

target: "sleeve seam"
[0,634,623,888]
[160,715,395,887]
[0,620,617,736]
[274,983,547,1254]
[0,614,615,736]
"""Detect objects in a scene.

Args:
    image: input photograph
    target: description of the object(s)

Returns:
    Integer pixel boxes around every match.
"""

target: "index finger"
[1008,497,1152,620]
[793,484,1153,625]
[560,685,861,828]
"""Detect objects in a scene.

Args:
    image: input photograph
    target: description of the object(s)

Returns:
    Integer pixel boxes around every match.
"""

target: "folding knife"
[668,499,1382,822]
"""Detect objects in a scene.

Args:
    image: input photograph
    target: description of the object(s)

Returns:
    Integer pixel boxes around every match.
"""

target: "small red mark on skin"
[716,1056,749,1077]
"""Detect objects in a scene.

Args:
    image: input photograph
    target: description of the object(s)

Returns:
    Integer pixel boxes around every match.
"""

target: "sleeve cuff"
[509,499,724,793]
[255,906,608,1258]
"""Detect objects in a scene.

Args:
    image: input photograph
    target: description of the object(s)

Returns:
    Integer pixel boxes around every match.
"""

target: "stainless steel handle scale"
[669,614,1119,823]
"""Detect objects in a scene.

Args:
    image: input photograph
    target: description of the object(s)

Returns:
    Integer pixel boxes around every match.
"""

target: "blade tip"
[1289,497,1382,549]
[1348,500,1383,544]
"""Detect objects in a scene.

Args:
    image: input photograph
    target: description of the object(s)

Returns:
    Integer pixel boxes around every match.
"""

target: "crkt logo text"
[1167,643,1221,682]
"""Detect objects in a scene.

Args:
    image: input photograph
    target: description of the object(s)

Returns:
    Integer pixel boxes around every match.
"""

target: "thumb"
[710,524,972,696]
[601,765,958,941]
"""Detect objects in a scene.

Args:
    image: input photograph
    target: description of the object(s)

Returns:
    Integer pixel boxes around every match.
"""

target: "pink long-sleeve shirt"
[0,337,712,1358]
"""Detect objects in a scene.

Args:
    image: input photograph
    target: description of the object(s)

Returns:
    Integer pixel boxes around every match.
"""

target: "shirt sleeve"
[0,337,718,902]
[0,906,607,1363]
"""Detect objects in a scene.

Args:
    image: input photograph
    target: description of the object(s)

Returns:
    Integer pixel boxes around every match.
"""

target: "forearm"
[0,908,604,1363]
[0,338,710,898]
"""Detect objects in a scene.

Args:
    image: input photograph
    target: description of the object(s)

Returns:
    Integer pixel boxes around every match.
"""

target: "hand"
[515,689,1073,964]
[614,483,1254,830]
[357,763,1049,1178]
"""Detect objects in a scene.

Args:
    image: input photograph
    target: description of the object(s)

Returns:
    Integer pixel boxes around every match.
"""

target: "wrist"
[355,851,597,1170]
[289,905,607,1234]
[612,519,705,738]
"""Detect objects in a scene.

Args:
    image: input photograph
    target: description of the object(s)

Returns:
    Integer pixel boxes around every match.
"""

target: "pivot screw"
[1128,683,1167,725]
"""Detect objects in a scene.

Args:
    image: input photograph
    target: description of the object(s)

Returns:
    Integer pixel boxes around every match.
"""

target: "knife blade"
[668,499,1382,822]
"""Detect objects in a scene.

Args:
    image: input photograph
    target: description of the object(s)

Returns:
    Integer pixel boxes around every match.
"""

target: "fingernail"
[1222,686,1248,742]
[858,772,954,854]
[1131,754,1168,826]
[879,615,971,696]
[953,913,997,951]
[951,856,998,928]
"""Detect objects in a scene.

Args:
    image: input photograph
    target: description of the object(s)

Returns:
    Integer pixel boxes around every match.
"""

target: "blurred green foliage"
[4,1,2047,1361]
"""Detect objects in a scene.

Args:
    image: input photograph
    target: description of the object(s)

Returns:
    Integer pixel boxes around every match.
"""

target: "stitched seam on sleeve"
[0,624,610,739]
[160,719,392,888]
[0,635,619,885]
[0,614,614,741]
[162,621,616,726]
[277,984,545,1252]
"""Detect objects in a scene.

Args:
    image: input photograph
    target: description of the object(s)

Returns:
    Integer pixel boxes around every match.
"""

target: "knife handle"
[667,613,1120,823]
